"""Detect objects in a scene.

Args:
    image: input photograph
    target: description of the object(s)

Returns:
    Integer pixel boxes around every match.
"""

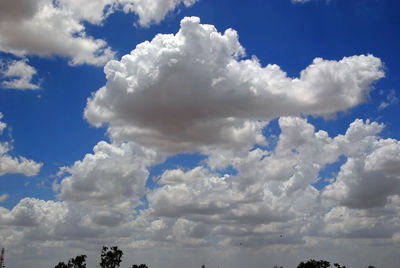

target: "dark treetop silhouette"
[297,259,346,268]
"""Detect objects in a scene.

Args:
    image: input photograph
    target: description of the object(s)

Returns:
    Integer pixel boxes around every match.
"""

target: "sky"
[0,0,400,267]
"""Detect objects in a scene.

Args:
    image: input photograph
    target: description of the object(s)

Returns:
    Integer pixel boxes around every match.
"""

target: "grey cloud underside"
[85,17,384,152]
[1,117,400,256]
[0,0,198,65]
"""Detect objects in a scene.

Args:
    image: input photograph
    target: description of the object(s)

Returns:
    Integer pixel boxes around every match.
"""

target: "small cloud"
[1,58,41,90]
[0,193,8,203]
[0,113,6,134]
[291,0,311,3]
[378,90,398,110]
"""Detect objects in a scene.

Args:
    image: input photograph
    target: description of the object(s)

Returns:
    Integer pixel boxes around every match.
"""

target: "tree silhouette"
[54,255,86,268]
[55,262,69,268]
[297,259,345,268]
[99,246,123,268]
[132,264,148,268]
[69,255,87,268]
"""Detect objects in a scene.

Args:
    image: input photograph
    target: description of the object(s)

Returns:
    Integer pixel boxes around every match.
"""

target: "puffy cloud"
[0,0,115,66]
[1,117,400,267]
[119,0,199,27]
[145,117,400,248]
[58,141,159,208]
[0,198,67,227]
[56,0,198,27]
[323,133,400,209]
[0,113,42,176]
[0,194,8,203]
[0,143,42,176]
[85,17,384,152]
[0,0,199,65]
[1,58,40,90]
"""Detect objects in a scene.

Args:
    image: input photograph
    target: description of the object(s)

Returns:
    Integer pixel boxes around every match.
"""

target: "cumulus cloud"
[1,58,40,90]
[85,17,384,152]
[1,117,400,267]
[0,0,199,65]
[58,140,159,209]
[119,0,199,27]
[322,121,400,209]
[0,0,115,66]
[0,113,42,176]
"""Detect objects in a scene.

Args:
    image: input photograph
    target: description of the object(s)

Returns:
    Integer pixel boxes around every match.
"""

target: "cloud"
[1,58,40,90]
[1,117,400,267]
[0,113,42,176]
[291,0,312,3]
[0,113,6,134]
[378,90,398,110]
[0,194,8,203]
[58,141,159,209]
[0,0,115,66]
[322,121,400,209]
[0,0,199,66]
[85,17,384,152]
[119,0,199,27]
[56,0,199,27]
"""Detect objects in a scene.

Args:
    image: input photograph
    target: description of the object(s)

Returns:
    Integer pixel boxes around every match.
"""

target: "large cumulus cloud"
[85,17,384,152]
[0,0,198,65]
[1,117,400,267]
[58,140,159,209]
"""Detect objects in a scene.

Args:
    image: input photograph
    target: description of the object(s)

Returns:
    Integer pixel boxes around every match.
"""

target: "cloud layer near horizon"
[1,116,400,267]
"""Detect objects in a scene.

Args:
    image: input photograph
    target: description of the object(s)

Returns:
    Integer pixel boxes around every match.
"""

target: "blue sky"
[0,0,400,267]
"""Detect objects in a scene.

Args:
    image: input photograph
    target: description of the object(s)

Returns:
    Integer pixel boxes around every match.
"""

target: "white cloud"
[378,90,398,110]
[0,113,6,134]
[0,0,115,66]
[322,130,400,209]
[56,0,199,27]
[0,0,199,65]
[0,142,42,177]
[291,0,312,3]
[58,140,159,209]
[0,113,42,176]
[1,117,400,267]
[1,59,40,90]
[119,0,199,27]
[0,194,8,203]
[85,17,384,152]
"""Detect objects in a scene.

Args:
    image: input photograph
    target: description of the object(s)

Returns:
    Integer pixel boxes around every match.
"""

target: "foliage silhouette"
[100,246,123,268]
[297,259,346,268]
[54,255,86,268]
[132,264,148,268]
